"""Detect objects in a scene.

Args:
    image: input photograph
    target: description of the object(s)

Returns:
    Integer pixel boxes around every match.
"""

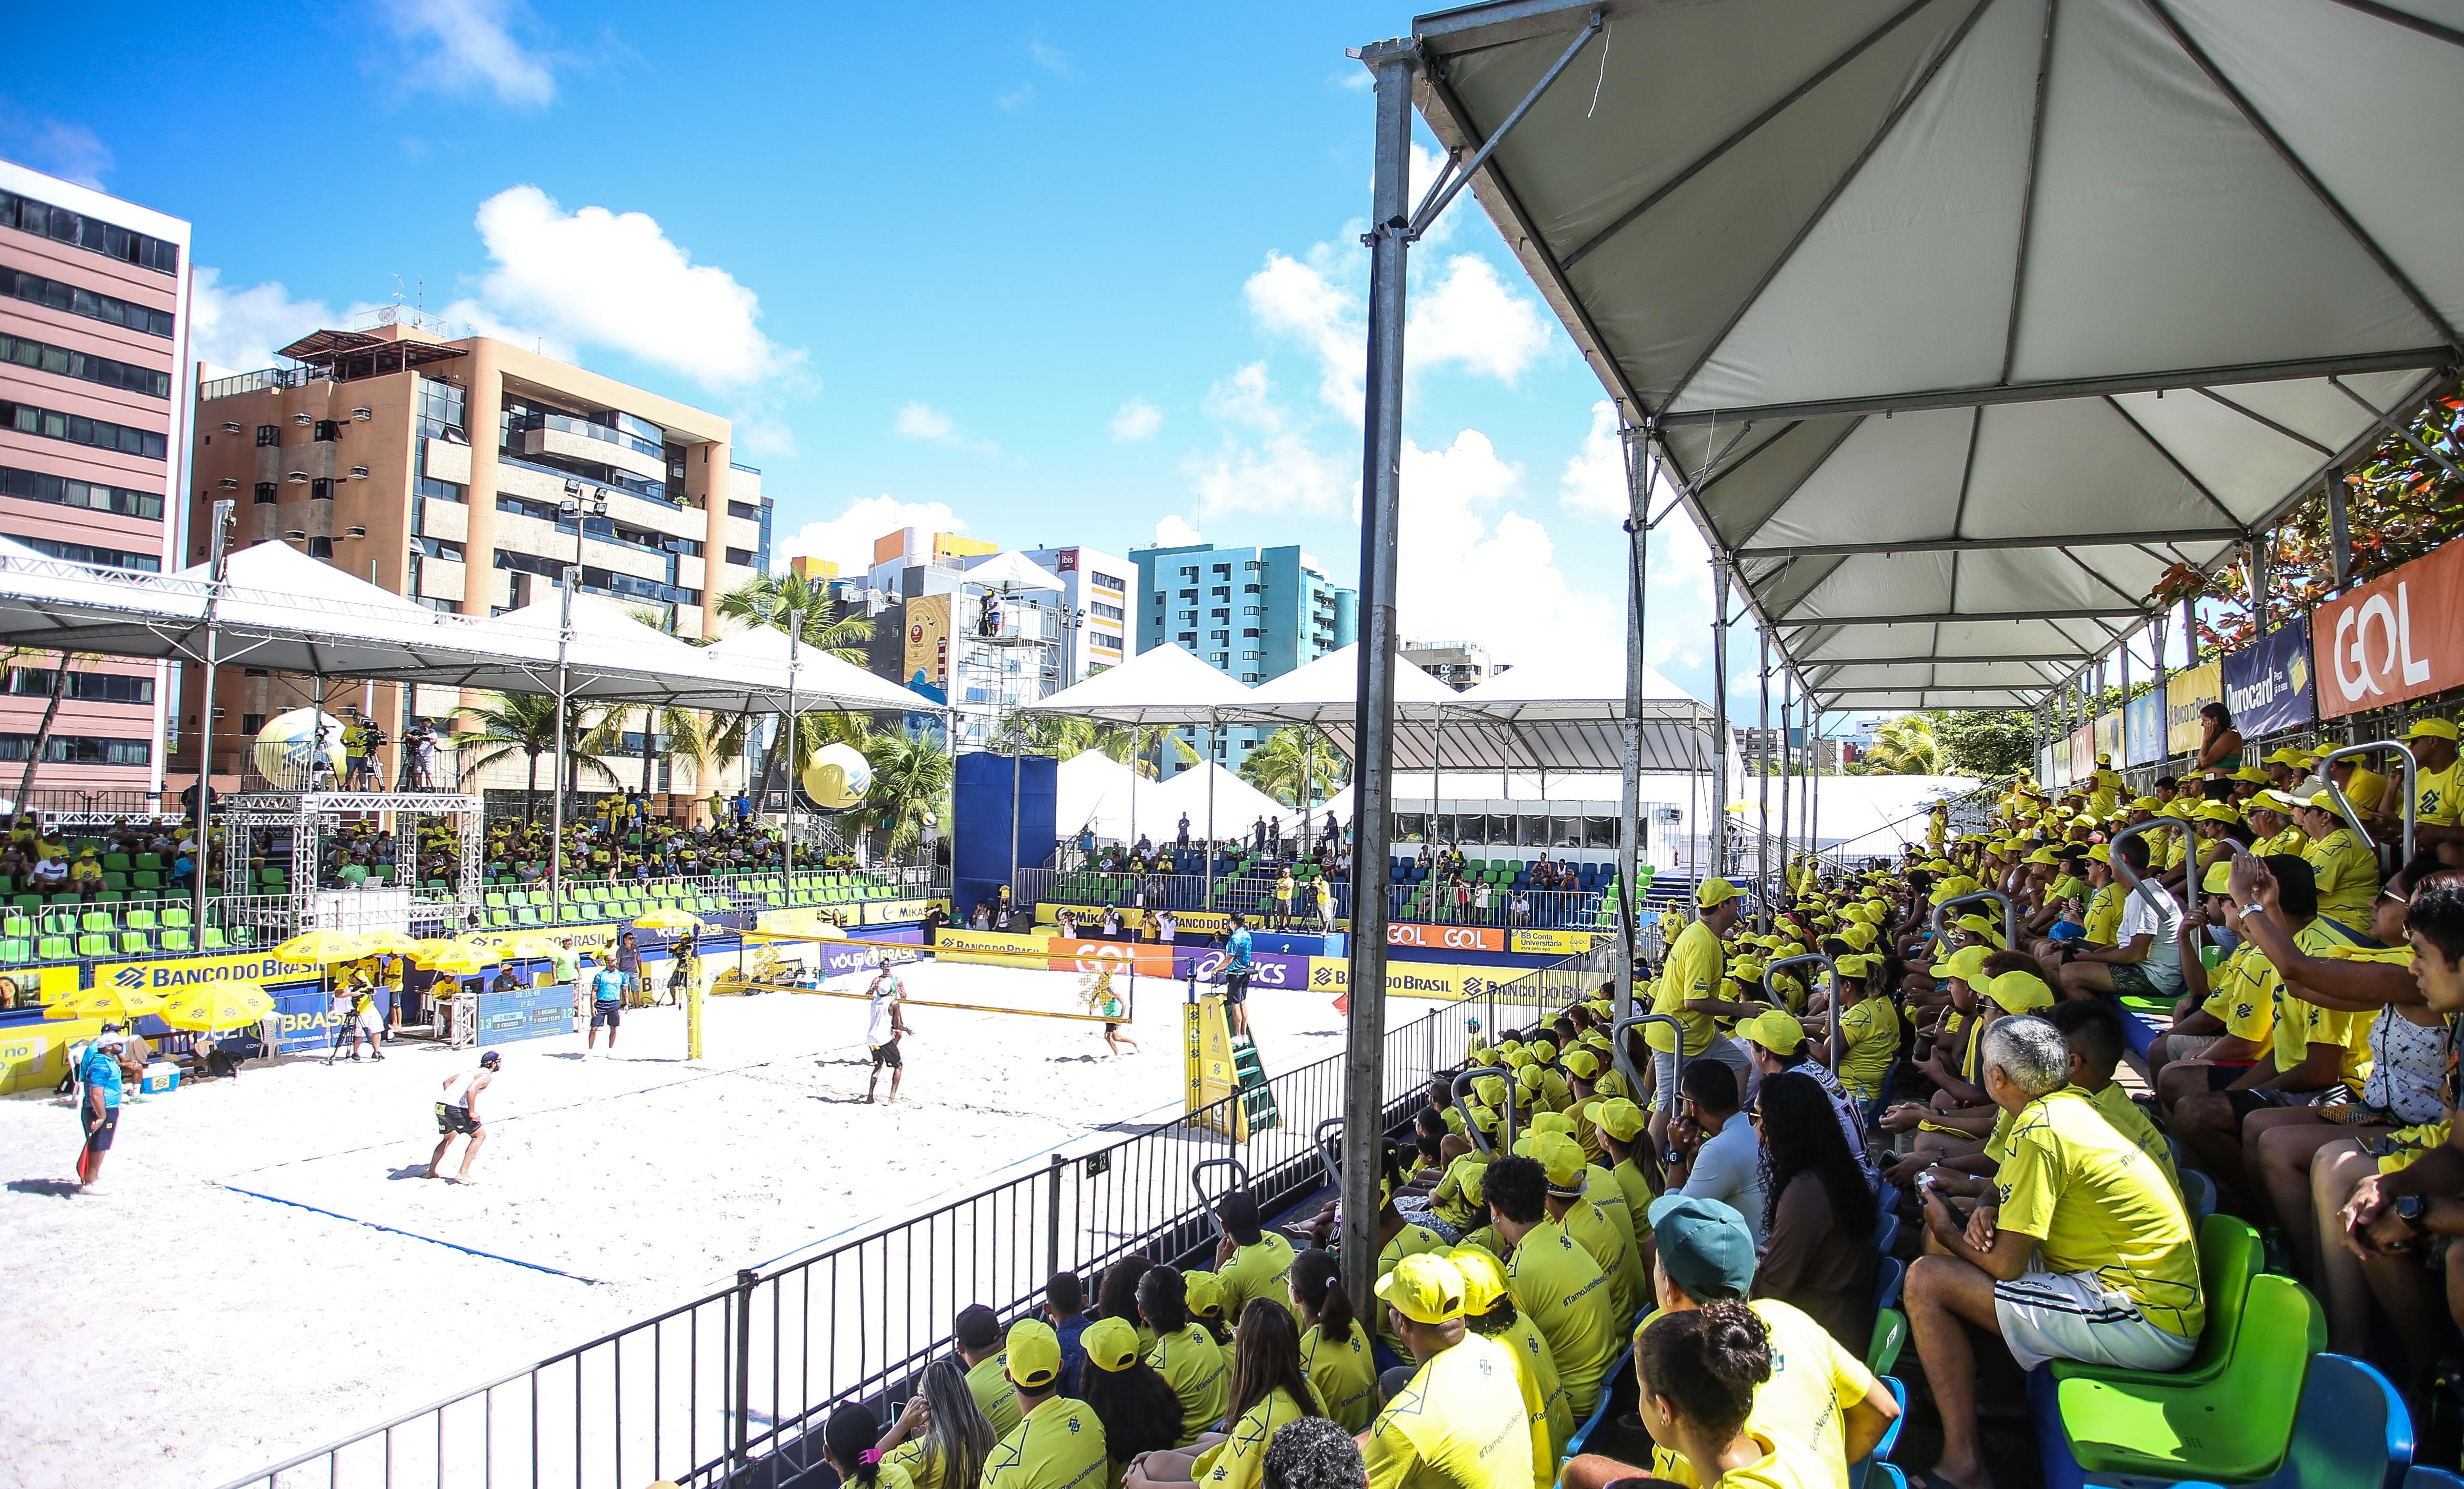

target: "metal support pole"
[551,568,575,921]
[1338,39,1415,1321]
[2119,635,2133,770]
[1756,629,1772,913]
[2151,611,2171,774]
[191,501,232,933]
[2247,538,2269,636]
[1615,423,1647,1021]
[1710,565,1731,877]
[786,623,800,898]
[1777,671,1794,904]
[2327,471,2351,592]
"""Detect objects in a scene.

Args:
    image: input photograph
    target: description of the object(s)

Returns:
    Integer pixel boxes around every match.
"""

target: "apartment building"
[1131,541,1358,775]
[1401,639,1502,692]
[183,315,772,795]
[0,160,192,802]
[1014,545,1134,685]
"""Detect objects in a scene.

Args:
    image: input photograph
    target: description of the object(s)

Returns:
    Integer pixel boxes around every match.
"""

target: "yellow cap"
[1005,1318,1063,1389]
[2096,752,2112,765]
[1081,1316,1143,1373]
[1956,912,1997,936]
[1696,877,1745,908]
[1375,1253,1467,1325]
[2087,843,2111,863]
[2128,796,2162,811]
[1563,1047,1600,1081]
[2307,791,2339,812]
[2232,765,2271,784]
[1530,1039,1558,1063]
[1595,1096,1646,1142]
[1528,1111,1576,1136]
[2201,861,2235,894]
[1183,1270,1224,1320]
[1467,1102,1501,1133]
[1533,1132,1589,1190]
[2408,717,2459,741]
[2195,801,2241,824]
[1447,1245,1511,1315]
[2026,847,2059,866]
[1838,922,1878,951]
[1737,1010,1807,1053]
[1833,952,1877,980]
[1927,944,1991,985]
[2252,788,2302,815]
[2263,746,2309,766]
[1516,1062,1546,1091]
[1473,1074,1507,1107]
[1983,970,2056,1013]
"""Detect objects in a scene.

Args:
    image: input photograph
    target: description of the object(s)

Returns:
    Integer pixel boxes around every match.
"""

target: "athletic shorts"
[591,1001,622,1029]
[2108,962,2185,998]
[435,1102,478,1136]
[82,1107,118,1153]
[2225,1086,2333,1122]
[1104,1022,1120,1035]
[1992,1267,2197,1373]
[1224,972,1251,1005]
[870,1041,903,1070]
[2198,1062,2261,1091]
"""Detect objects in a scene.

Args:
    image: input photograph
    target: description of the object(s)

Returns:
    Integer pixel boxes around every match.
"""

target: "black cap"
[479,1051,502,1068]
[1217,1192,1263,1246]
[954,1304,1001,1351]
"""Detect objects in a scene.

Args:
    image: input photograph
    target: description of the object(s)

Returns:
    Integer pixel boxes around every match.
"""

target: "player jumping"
[866,964,911,1103]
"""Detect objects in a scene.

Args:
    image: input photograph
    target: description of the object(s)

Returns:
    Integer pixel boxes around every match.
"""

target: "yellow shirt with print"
[1835,998,1899,1102]
[981,1396,1110,1489]
[2257,825,2310,857]
[2303,827,2382,930]
[884,1436,951,1489]
[1301,1320,1379,1432]
[1503,1217,1619,1418]
[1486,1310,1572,1475]
[2413,759,2463,829]
[1995,1088,2203,1340]
[1643,1297,1879,1489]
[2088,1082,2181,1198]
[1560,1192,1645,1324]
[1611,1157,1657,1231]
[2200,943,2277,1047]
[967,1350,1026,1439]
[1431,1154,1490,1233]
[1648,921,1723,1056]
[1191,1387,1311,1489]
[1363,1331,1536,1489]
[1216,1234,1297,1325]
[2081,883,2124,947]
[1374,1223,1450,1355]
[1707,1431,1847,1489]
[1148,1323,1231,1446]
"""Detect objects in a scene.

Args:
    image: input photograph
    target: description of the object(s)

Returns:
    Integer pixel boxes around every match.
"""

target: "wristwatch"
[2242,902,2267,918]
[2397,1193,2431,1238]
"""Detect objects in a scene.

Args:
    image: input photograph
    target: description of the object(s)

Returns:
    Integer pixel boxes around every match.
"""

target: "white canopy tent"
[1023,642,1254,725]
[1145,762,1292,847]
[1054,750,1147,845]
[1448,654,1724,773]
[961,551,1068,595]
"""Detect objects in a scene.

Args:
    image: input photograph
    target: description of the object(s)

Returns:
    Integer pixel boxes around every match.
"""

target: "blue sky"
[4,0,1748,705]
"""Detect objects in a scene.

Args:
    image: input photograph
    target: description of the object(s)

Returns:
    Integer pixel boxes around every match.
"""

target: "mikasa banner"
[2312,543,2464,718]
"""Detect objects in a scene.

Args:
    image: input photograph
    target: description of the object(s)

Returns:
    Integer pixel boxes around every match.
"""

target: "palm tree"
[1858,714,1945,775]
[580,704,711,800]
[715,572,875,662]
[7,646,99,809]
[1238,726,1349,807]
[858,729,953,856]
[454,693,620,821]
[1099,724,1200,780]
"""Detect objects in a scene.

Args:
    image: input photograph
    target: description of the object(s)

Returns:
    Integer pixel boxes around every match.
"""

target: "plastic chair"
[2052,1214,2261,1392]
[2161,1354,2413,1489]
[1868,1308,1906,1376]
[2180,1167,2218,1221]
[1875,1210,1902,1255]
[2050,1273,2323,1485]
[1848,1376,1909,1489]
[1873,1256,1905,1313]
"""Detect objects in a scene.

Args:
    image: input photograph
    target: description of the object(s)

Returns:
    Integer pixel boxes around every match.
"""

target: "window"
[241,713,264,736]
[415,376,466,440]
[0,333,170,398]
[1152,590,1166,604]
[1178,566,1197,579]
[0,266,175,338]
[726,546,757,567]
[1209,629,1229,641]
[0,189,180,273]
[7,668,154,705]
[1178,587,1196,600]
[0,402,168,460]
[414,475,464,504]
[1211,564,1230,577]
[1090,572,1124,593]
[1089,601,1123,622]
[1243,584,1259,594]
[1177,632,1197,644]
[313,419,339,443]
[1241,649,1263,660]
[1209,653,1228,665]
[0,734,153,766]
[16,536,159,572]
[306,536,333,558]
[255,425,280,447]
[1176,609,1196,623]
[728,501,759,519]
[310,478,335,501]
[1243,606,1261,616]
[0,465,163,521]
[409,536,464,561]
[253,482,275,505]
[1242,629,1260,638]
[1210,608,1229,621]
[1211,586,1230,598]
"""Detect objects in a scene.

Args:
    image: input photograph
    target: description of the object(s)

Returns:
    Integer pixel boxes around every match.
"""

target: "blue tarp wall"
[954,752,1056,923]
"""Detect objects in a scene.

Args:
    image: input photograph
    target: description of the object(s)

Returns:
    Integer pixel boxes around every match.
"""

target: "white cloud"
[1330,69,1373,92]
[440,185,800,392]
[380,0,559,106]
[1029,41,1073,77]
[894,402,959,443]
[996,84,1037,112]
[0,116,113,189]
[189,268,349,377]
[773,496,965,578]
[1554,401,1720,671]
[1108,397,1163,443]
[1187,365,1353,519]
[1414,255,1551,383]
[1153,515,1204,548]
[1394,429,1617,668]
[1559,399,1629,519]
[1243,248,1364,418]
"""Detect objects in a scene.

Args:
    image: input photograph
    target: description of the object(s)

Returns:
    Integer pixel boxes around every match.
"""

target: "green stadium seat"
[117,931,149,955]
[0,938,25,966]
[102,853,131,872]
[135,853,162,871]
[489,908,513,927]
[1,914,25,940]
[10,894,38,912]
[102,871,127,891]
[2052,1215,2262,1393]
[1868,1309,1905,1376]
[80,912,111,933]
[225,926,253,947]
[161,928,193,953]
[133,871,162,891]
[125,908,157,931]
[76,933,109,957]
[162,906,191,928]
[2054,1270,2321,1484]
[97,891,124,905]
[201,928,228,950]
[516,907,540,926]
[37,935,72,961]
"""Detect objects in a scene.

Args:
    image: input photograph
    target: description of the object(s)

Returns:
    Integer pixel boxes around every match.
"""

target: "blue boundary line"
[212,1180,612,1284]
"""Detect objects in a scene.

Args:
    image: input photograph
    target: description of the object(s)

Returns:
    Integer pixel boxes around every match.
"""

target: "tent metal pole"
[1777,671,1794,904]
[1338,38,1414,1322]
[1615,421,1647,1018]
[786,623,800,900]
[1757,629,1772,917]
[552,569,574,923]
[1710,565,1730,878]
[192,500,231,935]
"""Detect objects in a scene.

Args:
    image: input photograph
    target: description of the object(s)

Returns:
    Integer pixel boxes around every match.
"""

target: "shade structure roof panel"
[699,624,945,713]
[1023,643,1255,725]
[1402,0,2463,704]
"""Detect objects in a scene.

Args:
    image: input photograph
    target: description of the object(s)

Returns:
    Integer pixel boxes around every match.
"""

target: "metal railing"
[216,980,1556,1489]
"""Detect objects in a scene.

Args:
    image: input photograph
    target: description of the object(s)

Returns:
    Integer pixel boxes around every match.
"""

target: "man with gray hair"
[1903,1015,2203,1489]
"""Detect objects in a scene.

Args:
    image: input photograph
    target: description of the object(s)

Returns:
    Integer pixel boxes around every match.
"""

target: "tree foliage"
[1850,709,2031,778]
[1238,726,1350,807]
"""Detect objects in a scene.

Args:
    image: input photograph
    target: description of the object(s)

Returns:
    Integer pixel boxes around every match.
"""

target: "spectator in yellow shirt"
[1362,1254,1535,1489]
[1646,878,1762,1150]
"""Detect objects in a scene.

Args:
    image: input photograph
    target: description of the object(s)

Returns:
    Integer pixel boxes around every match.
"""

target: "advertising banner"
[1179,947,1311,992]
[931,928,1050,968]
[2036,745,2056,784]
[904,593,951,691]
[1387,922,1506,953]
[2311,542,2464,717]
[2068,726,2095,783]
[477,982,575,1047]
[2050,733,2071,785]
[1184,995,1247,1141]
[1511,929,1601,956]
[2222,615,2318,736]
[97,947,302,994]
[461,922,619,956]
[2095,711,2124,765]
[1047,940,1175,977]
[2167,662,2224,754]
[2126,691,2166,766]
[858,898,937,926]
[816,939,925,980]
[1307,957,1523,1002]
[272,985,346,1055]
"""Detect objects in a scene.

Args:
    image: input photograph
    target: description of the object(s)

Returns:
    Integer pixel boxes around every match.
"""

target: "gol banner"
[1387,922,1505,953]
[2311,542,2464,717]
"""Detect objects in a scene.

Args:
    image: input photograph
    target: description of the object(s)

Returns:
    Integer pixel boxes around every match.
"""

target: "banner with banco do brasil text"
[1307,957,1523,1002]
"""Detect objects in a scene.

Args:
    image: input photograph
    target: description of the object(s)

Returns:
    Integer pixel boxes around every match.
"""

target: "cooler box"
[139,1063,180,1095]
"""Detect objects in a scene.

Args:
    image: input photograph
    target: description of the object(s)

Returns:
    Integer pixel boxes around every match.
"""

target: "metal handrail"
[1448,1067,1518,1155]
[1190,1157,1249,1237]
[1927,888,2018,955]
[1609,1012,1685,1123]
[1763,951,1841,1072]
[2316,740,2418,866]
[1314,1117,1346,1188]
[2106,817,2197,920]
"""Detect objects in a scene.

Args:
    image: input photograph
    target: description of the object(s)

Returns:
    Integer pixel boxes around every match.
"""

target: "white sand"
[0,962,1444,1489]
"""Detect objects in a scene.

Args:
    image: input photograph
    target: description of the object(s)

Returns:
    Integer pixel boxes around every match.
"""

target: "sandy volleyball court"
[0,961,1442,1489]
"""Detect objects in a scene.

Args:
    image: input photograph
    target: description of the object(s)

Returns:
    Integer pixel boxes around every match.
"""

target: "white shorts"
[1649,1036,1758,1115]
[1992,1267,2198,1373]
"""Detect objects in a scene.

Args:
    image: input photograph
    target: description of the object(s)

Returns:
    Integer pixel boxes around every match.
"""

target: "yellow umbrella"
[504,933,569,958]
[407,937,473,966]
[632,908,704,931]
[420,944,490,976]
[44,984,165,1022]
[357,930,422,956]
[157,981,275,1033]
[273,930,370,965]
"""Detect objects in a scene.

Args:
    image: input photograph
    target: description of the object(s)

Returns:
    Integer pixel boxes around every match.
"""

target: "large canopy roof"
[1399,0,2463,708]
[1024,643,1255,725]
